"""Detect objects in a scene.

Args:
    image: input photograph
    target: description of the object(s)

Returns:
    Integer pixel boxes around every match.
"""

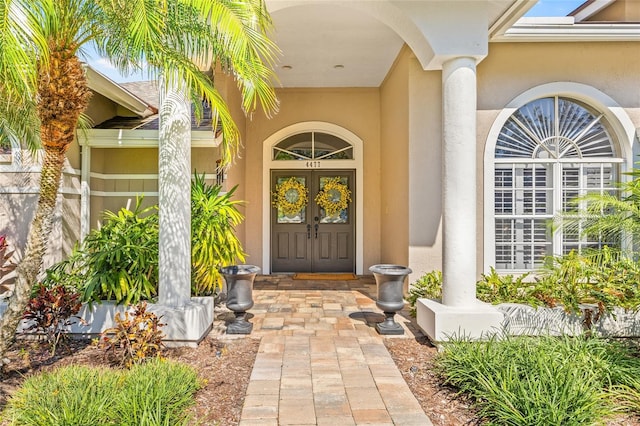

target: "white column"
[158,76,191,307]
[80,145,91,242]
[441,56,477,307]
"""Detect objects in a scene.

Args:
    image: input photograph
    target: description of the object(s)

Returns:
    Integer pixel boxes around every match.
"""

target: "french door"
[271,170,355,272]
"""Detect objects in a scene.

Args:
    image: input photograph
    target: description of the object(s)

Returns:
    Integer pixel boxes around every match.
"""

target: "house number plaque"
[306,161,321,168]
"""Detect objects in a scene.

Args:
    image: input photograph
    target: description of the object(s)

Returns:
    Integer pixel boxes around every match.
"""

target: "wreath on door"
[315,177,352,217]
[272,177,309,216]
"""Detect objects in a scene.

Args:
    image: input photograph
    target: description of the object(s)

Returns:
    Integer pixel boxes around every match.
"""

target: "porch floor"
[211,274,433,425]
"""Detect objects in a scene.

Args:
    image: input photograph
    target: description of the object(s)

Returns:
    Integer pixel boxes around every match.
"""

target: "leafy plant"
[0,234,16,296]
[2,365,119,426]
[435,334,640,425]
[557,164,640,249]
[191,174,246,296]
[3,359,199,426]
[22,284,83,355]
[82,200,160,305]
[45,178,246,303]
[406,249,640,330]
[100,302,165,368]
[407,270,442,316]
[476,267,535,305]
[114,358,200,426]
[533,249,640,329]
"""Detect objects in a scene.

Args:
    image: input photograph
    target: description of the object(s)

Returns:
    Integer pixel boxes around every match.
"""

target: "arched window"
[493,96,623,270]
[273,132,353,161]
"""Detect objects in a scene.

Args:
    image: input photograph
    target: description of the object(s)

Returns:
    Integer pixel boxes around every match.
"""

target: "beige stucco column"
[441,56,477,307]
[158,78,191,307]
[416,56,503,341]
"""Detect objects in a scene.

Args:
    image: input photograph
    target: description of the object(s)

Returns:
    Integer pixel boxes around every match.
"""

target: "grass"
[435,334,640,425]
[2,358,199,426]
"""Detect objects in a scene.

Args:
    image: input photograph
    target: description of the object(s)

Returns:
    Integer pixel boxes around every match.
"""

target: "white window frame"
[484,82,636,274]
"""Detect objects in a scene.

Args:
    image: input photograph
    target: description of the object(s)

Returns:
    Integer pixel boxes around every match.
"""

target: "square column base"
[416,298,504,342]
[148,298,214,347]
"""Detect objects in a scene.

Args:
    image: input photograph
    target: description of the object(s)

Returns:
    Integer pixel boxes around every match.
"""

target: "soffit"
[267,1,530,88]
[269,4,404,88]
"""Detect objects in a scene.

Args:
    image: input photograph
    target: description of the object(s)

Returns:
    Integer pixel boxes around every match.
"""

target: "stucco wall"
[407,54,444,281]
[380,48,410,267]
[242,88,382,272]
[476,41,640,274]
[589,0,640,21]
[214,70,248,249]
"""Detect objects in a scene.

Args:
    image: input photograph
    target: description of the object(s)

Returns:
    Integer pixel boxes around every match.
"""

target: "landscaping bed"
[0,337,259,426]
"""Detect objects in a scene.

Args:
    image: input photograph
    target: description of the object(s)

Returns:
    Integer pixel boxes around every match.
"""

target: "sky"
[525,0,585,17]
[85,0,588,84]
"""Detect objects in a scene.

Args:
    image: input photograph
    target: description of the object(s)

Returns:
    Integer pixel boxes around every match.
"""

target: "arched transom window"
[494,96,623,270]
[273,132,353,161]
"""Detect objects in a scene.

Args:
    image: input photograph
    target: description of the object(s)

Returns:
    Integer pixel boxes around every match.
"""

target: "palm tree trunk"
[0,45,89,370]
[0,147,65,367]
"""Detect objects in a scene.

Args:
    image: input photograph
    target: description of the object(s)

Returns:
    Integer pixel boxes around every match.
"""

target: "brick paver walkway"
[214,275,433,426]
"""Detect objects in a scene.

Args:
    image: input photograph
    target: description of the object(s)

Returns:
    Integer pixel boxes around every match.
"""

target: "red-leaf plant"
[23,284,83,355]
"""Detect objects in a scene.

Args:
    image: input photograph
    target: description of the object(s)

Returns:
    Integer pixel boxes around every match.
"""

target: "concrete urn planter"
[369,264,412,335]
[220,265,260,334]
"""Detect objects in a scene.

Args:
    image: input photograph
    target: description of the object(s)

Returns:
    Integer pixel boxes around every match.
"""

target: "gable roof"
[86,66,215,132]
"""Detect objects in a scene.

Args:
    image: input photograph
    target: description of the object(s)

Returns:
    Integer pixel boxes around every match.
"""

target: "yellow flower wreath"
[272,177,309,216]
[315,177,352,217]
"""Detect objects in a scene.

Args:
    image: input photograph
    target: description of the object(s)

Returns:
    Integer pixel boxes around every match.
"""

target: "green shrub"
[82,200,159,304]
[406,248,640,325]
[435,335,640,425]
[3,359,199,426]
[46,177,246,304]
[407,270,442,316]
[534,248,640,326]
[114,358,200,426]
[476,267,535,306]
[3,365,119,425]
[191,175,246,296]
[49,199,159,305]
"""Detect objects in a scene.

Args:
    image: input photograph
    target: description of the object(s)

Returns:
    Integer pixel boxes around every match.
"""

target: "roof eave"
[492,22,640,42]
[84,65,157,117]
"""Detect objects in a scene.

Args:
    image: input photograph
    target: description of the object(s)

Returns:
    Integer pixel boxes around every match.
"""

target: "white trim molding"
[494,20,640,42]
[483,82,637,274]
[79,129,221,148]
[261,121,364,275]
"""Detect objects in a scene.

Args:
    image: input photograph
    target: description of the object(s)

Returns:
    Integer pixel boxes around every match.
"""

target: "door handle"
[314,224,319,239]
[307,224,311,239]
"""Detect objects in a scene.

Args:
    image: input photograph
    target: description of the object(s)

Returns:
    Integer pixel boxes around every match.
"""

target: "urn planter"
[220,265,260,334]
[369,264,412,335]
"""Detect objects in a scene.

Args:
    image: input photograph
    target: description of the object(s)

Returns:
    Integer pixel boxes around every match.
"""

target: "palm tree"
[557,165,640,255]
[0,0,278,366]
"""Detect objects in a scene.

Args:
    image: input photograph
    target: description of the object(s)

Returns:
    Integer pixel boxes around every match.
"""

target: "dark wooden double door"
[271,170,355,273]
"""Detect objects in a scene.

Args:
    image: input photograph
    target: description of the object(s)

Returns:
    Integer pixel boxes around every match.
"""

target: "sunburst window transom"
[493,96,622,271]
[496,97,615,160]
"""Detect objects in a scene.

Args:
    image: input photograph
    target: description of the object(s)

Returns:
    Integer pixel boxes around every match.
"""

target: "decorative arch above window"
[492,96,623,271]
[273,132,353,161]
[496,97,616,160]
